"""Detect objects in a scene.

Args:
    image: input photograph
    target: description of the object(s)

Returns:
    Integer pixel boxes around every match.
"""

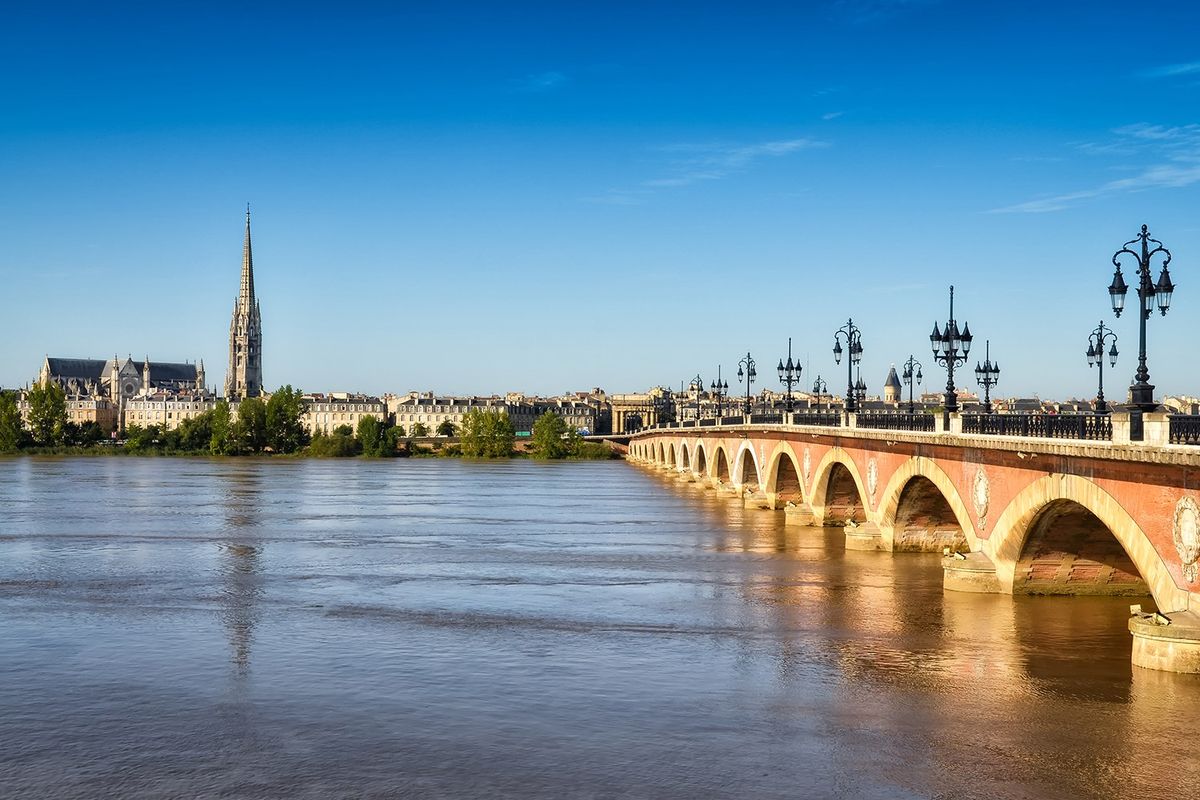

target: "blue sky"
[2,1,1199,400]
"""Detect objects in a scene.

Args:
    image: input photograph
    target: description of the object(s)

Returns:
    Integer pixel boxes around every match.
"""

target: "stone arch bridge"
[629,417,1200,673]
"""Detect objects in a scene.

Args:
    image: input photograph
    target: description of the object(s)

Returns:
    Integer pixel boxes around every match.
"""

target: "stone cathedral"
[225,207,263,399]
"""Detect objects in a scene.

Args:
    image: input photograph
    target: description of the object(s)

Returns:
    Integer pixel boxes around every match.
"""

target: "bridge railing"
[749,413,784,425]
[1169,415,1200,445]
[789,411,843,427]
[720,415,744,426]
[855,412,936,432]
[961,413,1113,441]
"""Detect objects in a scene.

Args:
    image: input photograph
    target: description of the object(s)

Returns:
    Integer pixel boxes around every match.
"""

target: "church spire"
[240,204,255,306]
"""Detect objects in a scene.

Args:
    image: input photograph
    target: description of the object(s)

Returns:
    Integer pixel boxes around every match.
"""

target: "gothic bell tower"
[225,206,263,399]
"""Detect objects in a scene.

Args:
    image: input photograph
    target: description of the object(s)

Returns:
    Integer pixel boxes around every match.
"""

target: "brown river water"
[1,457,1198,799]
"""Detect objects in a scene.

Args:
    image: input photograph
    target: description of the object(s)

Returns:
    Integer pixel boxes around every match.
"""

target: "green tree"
[176,410,214,452]
[76,420,104,446]
[530,411,569,459]
[236,397,268,453]
[266,385,308,454]
[436,420,457,437]
[459,409,515,458]
[124,423,160,452]
[210,400,236,455]
[0,391,26,452]
[308,428,360,457]
[356,415,392,457]
[411,422,429,438]
[26,382,68,446]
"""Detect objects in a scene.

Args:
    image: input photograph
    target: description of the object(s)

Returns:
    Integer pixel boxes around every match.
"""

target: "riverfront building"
[302,393,389,436]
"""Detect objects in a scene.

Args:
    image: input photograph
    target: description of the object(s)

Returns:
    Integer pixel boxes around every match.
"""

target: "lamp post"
[1086,321,1119,414]
[687,373,703,420]
[854,370,867,407]
[930,285,973,413]
[901,355,923,414]
[1109,224,1175,412]
[710,366,728,418]
[777,337,802,413]
[737,352,757,416]
[832,320,863,413]
[974,339,1000,414]
[812,375,828,413]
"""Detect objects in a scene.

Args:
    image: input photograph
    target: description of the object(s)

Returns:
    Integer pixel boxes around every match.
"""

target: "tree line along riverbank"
[0,385,616,460]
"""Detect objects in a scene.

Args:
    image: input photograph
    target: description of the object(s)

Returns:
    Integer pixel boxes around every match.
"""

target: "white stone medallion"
[803,447,811,483]
[1173,496,1200,583]
[973,466,990,530]
[867,458,879,502]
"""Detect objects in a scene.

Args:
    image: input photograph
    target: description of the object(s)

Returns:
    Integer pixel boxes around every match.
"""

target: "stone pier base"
[743,491,772,510]
[1130,612,1200,673]
[844,522,884,551]
[943,552,1002,593]
[784,504,817,527]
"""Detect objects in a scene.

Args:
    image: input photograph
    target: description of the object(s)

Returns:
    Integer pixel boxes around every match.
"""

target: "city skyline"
[3,3,1200,399]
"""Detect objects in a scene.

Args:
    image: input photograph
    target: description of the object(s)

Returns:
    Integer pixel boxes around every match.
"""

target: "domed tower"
[883,364,902,405]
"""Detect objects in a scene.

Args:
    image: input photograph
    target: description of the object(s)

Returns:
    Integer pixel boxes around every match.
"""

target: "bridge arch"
[763,442,806,505]
[665,442,677,468]
[808,449,869,526]
[655,441,665,464]
[693,441,708,477]
[679,442,690,470]
[732,441,761,489]
[990,474,1188,612]
[712,444,732,483]
[877,457,978,552]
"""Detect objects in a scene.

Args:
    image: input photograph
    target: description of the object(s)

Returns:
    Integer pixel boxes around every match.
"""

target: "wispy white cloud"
[822,111,844,121]
[583,137,826,205]
[511,71,568,93]
[1141,61,1200,79]
[991,123,1200,213]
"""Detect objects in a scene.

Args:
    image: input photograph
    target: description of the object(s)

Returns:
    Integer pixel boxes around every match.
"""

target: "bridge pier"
[1129,612,1200,674]
[942,551,1002,593]
[843,522,884,551]
[743,490,773,510]
[784,503,818,526]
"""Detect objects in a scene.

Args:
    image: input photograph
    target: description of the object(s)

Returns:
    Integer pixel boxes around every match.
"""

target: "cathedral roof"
[45,358,109,380]
[146,362,199,382]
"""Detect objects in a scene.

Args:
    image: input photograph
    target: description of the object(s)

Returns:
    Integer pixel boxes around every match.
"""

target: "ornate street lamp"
[832,320,863,413]
[710,366,728,418]
[1109,224,1175,412]
[930,285,973,413]
[737,352,757,416]
[777,337,802,413]
[901,355,923,414]
[974,339,1000,414]
[1086,321,1119,414]
[812,375,828,413]
[854,370,867,406]
[686,373,703,420]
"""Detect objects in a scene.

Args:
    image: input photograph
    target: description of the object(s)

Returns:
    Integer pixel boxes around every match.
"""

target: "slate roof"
[45,358,110,380]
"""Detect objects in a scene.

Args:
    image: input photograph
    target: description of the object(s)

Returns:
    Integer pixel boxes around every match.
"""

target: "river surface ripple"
[1,457,1198,799]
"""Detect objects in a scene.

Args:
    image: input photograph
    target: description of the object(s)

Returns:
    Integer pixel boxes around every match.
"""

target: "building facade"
[302,393,389,436]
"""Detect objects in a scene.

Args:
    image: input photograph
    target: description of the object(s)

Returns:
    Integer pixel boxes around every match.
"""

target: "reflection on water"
[0,456,1198,799]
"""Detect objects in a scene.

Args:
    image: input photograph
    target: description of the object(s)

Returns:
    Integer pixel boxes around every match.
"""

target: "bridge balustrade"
[789,412,842,427]
[698,418,717,427]
[749,413,784,425]
[720,415,744,426]
[962,413,1113,441]
[855,412,936,432]
[680,420,696,428]
[1169,415,1200,445]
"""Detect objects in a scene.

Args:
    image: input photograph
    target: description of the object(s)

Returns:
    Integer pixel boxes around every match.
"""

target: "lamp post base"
[1130,381,1158,413]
